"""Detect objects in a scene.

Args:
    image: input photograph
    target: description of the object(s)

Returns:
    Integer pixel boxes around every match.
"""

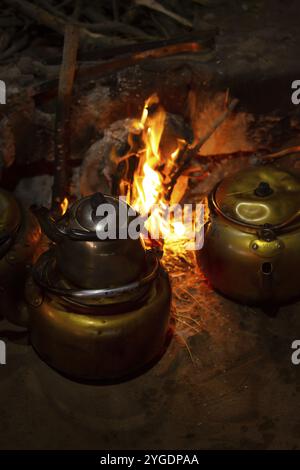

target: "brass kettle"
[197,166,300,305]
[26,193,172,381]
[0,188,41,324]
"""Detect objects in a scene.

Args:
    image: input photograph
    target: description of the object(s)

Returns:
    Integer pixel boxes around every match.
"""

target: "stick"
[261,146,300,160]
[165,98,239,200]
[14,37,206,83]
[192,98,239,154]
[6,0,68,35]
[68,32,215,61]
[52,24,79,210]
[191,146,300,164]
[135,0,193,28]
[76,40,205,81]
[6,37,212,110]
[67,20,155,41]
[38,0,156,40]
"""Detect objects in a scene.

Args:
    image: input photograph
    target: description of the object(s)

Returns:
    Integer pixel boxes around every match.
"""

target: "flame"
[123,94,196,256]
[60,197,69,215]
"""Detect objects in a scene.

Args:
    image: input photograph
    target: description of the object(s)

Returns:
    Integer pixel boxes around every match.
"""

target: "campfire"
[120,93,194,256]
[2,0,300,380]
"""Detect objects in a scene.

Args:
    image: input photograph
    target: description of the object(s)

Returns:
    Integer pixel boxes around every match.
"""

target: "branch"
[192,98,239,153]
[52,24,79,210]
[7,37,212,107]
[135,0,193,28]
[261,146,300,160]
[38,0,156,40]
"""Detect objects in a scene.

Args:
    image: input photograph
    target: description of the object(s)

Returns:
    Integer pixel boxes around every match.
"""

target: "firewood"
[261,146,300,160]
[76,40,206,82]
[75,32,215,61]
[4,0,133,48]
[0,35,28,62]
[11,37,209,101]
[69,20,156,41]
[135,0,193,28]
[37,1,157,41]
[52,24,79,209]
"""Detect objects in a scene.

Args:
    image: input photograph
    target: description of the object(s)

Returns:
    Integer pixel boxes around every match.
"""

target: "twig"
[6,0,68,35]
[175,318,199,334]
[0,34,28,61]
[38,1,156,40]
[76,32,215,61]
[7,37,212,109]
[193,98,239,153]
[34,0,69,20]
[175,332,196,364]
[135,0,193,28]
[150,12,169,38]
[52,24,79,209]
[71,20,155,40]
[261,146,300,160]
[175,313,202,328]
[179,286,202,307]
[76,40,205,81]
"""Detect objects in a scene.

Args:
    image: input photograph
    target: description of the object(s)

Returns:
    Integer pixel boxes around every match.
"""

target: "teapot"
[197,166,300,305]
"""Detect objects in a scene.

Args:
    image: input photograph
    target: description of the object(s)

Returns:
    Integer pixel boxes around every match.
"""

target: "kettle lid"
[57,193,137,239]
[212,166,300,227]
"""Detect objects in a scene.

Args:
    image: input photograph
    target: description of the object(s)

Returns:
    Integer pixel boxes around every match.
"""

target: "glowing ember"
[123,94,198,256]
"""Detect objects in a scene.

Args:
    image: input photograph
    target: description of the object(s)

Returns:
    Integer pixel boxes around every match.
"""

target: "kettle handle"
[32,207,65,243]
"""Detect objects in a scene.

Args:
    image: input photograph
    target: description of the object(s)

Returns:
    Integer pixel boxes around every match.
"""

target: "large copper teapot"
[27,193,172,381]
[197,166,300,305]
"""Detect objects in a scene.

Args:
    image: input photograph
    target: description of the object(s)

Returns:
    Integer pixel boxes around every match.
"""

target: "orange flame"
[60,197,69,216]
[124,94,194,256]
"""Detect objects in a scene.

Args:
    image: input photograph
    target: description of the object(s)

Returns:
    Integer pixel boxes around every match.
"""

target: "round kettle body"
[25,249,172,381]
[0,189,41,325]
[28,192,172,380]
[197,166,300,305]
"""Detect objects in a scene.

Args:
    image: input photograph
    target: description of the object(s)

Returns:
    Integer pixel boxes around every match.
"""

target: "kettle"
[25,193,172,380]
[35,193,146,289]
[0,188,41,324]
[197,166,300,305]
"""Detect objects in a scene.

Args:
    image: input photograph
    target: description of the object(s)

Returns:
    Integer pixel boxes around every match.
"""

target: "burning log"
[79,111,192,198]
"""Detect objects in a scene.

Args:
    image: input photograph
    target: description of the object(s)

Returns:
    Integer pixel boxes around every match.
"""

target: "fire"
[60,197,69,215]
[123,94,196,256]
